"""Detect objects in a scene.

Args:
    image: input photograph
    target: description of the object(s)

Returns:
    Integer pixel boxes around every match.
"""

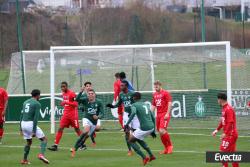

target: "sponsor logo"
[206,152,250,163]
[39,96,64,119]
[231,90,250,116]
[195,96,206,117]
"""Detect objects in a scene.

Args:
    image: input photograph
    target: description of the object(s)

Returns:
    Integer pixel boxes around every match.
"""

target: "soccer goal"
[7,42,250,134]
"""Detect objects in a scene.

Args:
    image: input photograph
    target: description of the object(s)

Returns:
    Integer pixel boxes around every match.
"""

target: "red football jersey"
[217,103,238,136]
[113,80,121,100]
[152,89,172,114]
[62,89,77,116]
[0,87,8,111]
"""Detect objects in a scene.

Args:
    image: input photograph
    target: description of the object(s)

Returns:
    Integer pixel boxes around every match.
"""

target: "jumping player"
[125,92,156,166]
[212,92,239,167]
[48,81,82,151]
[0,87,8,144]
[107,80,140,156]
[20,89,49,164]
[113,72,123,128]
[151,80,173,154]
[77,81,101,147]
[71,89,104,157]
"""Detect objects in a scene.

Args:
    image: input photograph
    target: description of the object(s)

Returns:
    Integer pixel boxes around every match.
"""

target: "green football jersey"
[127,101,155,131]
[77,92,104,125]
[114,90,134,115]
[76,92,87,112]
[20,98,41,133]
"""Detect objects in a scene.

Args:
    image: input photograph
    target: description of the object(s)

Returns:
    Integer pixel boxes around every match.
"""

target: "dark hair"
[61,81,68,87]
[121,80,129,87]
[84,81,92,86]
[88,89,95,94]
[119,72,126,79]
[115,72,120,78]
[31,89,41,97]
[217,92,227,101]
[133,92,141,100]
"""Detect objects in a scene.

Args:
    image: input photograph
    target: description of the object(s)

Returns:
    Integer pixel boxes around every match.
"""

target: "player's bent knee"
[40,136,47,142]
[27,139,32,145]
[58,128,64,132]
[159,128,167,135]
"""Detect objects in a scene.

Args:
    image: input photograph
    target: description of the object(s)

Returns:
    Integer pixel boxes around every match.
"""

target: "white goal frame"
[49,42,231,134]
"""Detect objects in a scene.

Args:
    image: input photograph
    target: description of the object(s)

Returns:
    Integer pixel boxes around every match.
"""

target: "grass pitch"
[0,122,249,167]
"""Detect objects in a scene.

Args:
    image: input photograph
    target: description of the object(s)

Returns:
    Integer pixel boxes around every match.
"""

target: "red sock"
[232,162,239,167]
[222,162,228,167]
[163,132,172,146]
[55,131,63,145]
[76,130,82,136]
[160,135,168,149]
[118,114,123,128]
[0,128,3,138]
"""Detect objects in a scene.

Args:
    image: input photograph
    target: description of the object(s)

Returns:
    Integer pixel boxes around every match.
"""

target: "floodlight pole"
[16,0,26,94]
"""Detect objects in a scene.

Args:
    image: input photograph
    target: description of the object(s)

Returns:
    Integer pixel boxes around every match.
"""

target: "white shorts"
[123,112,140,130]
[133,128,154,140]
[21,121,45,140]
[82,118,96,135]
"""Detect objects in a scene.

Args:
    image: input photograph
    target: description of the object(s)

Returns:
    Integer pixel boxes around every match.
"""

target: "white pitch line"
[3,132,250,138]
[0,145,204,154]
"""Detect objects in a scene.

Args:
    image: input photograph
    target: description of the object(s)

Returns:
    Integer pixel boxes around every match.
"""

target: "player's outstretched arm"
[76,91,85,103]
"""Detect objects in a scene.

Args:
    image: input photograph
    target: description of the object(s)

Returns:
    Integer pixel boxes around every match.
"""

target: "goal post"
[49,41,232,134]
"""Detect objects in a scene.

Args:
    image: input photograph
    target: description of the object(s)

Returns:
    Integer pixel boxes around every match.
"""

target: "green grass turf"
[0,122,249,167]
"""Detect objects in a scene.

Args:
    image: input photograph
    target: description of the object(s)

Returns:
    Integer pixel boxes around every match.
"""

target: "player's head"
[154,80,162,92]
[31,89,41,100]
[115,72,120,80]
[61,81,68,92]
[121,80,128,92]
[87,89,96,101]
[133,92,141,101]
[119,72,126,80]
[84,81,92,92]
[217,92,227,106]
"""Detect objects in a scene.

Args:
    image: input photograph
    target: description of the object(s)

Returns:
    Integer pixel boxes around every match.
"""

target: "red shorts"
[60,114,79,129]
[220,135,238,152]
[156,113,171,131]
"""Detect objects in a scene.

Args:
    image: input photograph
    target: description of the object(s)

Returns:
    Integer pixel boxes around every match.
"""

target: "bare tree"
[72,9,92,45]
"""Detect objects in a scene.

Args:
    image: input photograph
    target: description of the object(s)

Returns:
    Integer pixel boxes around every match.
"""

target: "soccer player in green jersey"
[106,80,140,156]
[125,92,156,166]
[77,82,100,148]
[20,89,49,165]
[71,89,104,157]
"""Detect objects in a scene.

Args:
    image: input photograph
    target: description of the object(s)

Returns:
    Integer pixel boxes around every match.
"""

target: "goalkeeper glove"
[150,131,157,138]
[212,129,218,137]
[106,104,115,108]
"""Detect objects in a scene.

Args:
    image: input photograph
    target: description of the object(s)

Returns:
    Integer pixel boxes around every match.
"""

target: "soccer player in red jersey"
[151,80,173,154]
[48,82,82,151]
[113,72,123,128]
[212,92,239,167]
[0,87,8,144]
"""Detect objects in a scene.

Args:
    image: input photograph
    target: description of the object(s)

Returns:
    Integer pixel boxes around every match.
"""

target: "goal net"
[7,42,250,134]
